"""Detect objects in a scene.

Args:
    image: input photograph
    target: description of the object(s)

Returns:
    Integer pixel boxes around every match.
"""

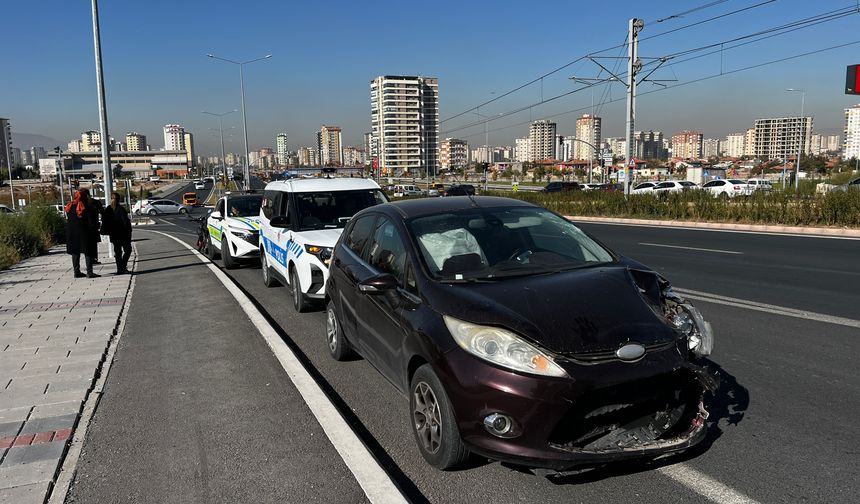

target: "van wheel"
[290,267,310,313]
[261,251,279,287]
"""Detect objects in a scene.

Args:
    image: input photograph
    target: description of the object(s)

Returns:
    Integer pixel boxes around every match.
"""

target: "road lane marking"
[639,242,743,255]
[658,464,761,504]
[149,230,408,504]
[675,288,860,329]
[575,220,860,240]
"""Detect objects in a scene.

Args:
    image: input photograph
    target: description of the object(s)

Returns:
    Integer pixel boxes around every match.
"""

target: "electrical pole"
[91,0,113,258]
[624,18,644,197]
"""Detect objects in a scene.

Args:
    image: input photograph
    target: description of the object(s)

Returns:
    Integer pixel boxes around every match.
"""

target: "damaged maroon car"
[325,196,716,471]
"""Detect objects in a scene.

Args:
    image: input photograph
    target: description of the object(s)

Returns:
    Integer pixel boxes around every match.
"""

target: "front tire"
[148,209,157,216]
[410,365,469,470]
[261,251,279,287]
[326,301,353,360]
[179,208,187,214]
[290,267,310,313]
[221,238,238,269]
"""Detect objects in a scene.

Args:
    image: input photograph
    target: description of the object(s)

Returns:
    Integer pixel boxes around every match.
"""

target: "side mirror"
[358,274,398,294]
[210,210,223,220]
[270,215,291,229]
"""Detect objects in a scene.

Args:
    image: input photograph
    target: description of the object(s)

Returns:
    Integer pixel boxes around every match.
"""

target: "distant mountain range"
[11,133,64,150]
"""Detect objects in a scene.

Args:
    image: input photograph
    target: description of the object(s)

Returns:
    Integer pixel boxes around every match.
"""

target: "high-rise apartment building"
[363,132,373,164]
[126,132,147,151]
[528,120,557,161]
[744,128,756,157]
[81,130,101,152]
[342,146,364,166]
[671,131,704,159]
[276,133,288,165]
[844,105,860,160]
[0,118,11,171]
[754,117,813,161]
[514,137,530,162]
[370,75,439,174]
[824,134,840,153]
[163,124,185,151]
[724,133,745,157]
[183,132,195,167]
[810,134,823,155]
[297,146,318,166]
[574,114,601,160]
[703,138,721,158]
[317,126,343,166]
[68,139,83,152]
[632,131,666,160]
[440,138,468,169]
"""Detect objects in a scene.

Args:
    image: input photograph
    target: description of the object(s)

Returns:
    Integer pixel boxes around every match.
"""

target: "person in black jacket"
[101,192,132,274]
[65,188,101,278]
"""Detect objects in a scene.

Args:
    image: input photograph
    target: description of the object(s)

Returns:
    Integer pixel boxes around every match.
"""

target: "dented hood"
[433,265,678,355]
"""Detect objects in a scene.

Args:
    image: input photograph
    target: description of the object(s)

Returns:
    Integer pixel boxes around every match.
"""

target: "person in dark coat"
[65,188,101,278]
[101,192,132,274]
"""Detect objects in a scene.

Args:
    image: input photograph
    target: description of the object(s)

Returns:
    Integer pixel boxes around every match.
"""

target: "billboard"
[847,65,860,95]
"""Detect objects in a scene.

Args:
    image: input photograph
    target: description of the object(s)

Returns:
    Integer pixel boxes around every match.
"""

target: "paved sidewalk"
[0,242,135,503]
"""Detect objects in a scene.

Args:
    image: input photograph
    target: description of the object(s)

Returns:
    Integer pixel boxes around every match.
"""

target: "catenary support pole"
[91,0,113,257]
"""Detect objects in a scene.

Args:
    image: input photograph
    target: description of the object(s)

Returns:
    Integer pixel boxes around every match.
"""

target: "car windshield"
[408,207,614,281]
[294,189,388,231]
[226,196,263,217]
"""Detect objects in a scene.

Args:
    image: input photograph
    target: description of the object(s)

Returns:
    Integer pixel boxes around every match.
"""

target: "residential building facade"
[514,137,530,162]
[703,138,721,158]
[317,126,343,166]
[276,133,288,165]
[671,131,704,160]
[370,75,439,175]
[126,132,147,151]
[183,132,195,167]
[163,124,185,151]
[0,118,10,171]
[754,117,813,161]
[844,105,860,160]
[724,133,745,157]
[574,114,601,160]
[528,120,556,161]
[440,138,468,169]
[81,130,101,152]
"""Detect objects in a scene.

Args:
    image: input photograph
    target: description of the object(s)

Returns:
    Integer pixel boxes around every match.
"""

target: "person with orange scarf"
[65,188,101,278]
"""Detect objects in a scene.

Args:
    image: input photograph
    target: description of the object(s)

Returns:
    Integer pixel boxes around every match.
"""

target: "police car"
[258,174,387,312]
[205,192,264,269]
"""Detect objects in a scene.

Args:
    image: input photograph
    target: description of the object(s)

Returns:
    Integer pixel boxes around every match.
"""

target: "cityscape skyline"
[4,0,860,157]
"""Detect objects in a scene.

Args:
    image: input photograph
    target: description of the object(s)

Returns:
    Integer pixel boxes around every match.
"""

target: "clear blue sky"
[5,0,859,155]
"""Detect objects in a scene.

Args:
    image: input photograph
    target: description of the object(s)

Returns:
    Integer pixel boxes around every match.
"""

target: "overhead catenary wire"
[441,0,770,124]
[442,4,859,136]
[446,39,860,142]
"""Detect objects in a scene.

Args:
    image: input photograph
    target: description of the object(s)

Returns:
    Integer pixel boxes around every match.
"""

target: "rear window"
[727,179,745,184]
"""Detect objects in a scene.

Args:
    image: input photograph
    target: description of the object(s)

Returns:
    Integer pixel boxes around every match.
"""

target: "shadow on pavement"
[524,359,750,485]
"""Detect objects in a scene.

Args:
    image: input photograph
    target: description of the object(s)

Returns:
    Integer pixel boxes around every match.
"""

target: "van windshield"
[294,190,388,230]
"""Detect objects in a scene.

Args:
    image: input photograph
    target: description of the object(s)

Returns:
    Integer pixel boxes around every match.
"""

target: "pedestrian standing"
[65,188,100,278]
[102,191,132,274]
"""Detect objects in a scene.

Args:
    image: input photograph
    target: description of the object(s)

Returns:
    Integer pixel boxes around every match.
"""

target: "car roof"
[264,177,381,193]
[374,196,535,219]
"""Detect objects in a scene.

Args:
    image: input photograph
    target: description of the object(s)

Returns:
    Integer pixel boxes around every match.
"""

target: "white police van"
[205,192,264,269]
[259,175,387,312]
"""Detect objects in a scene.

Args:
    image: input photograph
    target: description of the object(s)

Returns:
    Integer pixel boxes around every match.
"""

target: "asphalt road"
[72,215,860,503]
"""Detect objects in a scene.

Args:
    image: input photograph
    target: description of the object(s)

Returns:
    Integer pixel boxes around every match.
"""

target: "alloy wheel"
[413,382,442,454]
[326,307,338,352]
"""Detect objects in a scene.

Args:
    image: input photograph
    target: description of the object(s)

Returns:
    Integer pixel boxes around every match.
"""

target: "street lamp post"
[207,53,272,190]
[203,110,237,196]
[786,88,806,191]
[472,111,503,192]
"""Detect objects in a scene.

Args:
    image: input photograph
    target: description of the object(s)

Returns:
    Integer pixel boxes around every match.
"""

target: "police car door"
[208,198,226,247]
[269,191,293,279]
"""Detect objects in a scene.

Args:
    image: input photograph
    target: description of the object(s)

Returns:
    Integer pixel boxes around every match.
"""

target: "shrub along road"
[70,214,860,503]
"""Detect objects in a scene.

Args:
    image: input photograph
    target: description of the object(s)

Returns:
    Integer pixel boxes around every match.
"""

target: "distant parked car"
[632,182,658,194]
[149,176,161,182]
[702,179,752,198]
[580,183,602,191]
[653,180,699,194]
[0,204,16,214]
[599,183,624,192]
[833,176,860,192]
[542,181,580,193]
[745,178,773,192]
[194,180,206,190]
[393,184,423,197]
[140,199,190,215]
[132,198,162,215]
[442,184,476,197]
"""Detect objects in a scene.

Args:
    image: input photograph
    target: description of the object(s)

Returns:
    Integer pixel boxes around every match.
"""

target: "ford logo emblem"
[616,343,646,362]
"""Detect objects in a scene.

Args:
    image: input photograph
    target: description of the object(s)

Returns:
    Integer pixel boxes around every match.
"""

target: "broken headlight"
[662,288,714,358]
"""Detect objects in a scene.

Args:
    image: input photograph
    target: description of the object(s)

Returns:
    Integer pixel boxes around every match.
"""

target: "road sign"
[847,65,860,95]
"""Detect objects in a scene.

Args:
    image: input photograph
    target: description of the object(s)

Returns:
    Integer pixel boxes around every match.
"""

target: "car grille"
[556,340,675,363]
[547,370,702,452]
[240,231,259,245]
